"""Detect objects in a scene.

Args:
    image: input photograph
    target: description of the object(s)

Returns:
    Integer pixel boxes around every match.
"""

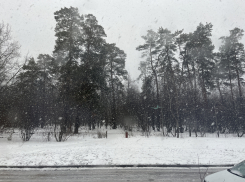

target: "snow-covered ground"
[0,128,245,166]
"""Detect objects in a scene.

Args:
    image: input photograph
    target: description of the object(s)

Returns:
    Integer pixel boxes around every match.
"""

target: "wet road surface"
[0,167,224,182]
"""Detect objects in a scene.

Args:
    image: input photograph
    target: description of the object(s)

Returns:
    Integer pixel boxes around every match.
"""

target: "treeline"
[134,24,245,138]
[0,7,128,141]
[0,6,245,141]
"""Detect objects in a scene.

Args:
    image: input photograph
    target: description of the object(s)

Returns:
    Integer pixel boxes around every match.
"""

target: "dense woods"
[1,7,245,141]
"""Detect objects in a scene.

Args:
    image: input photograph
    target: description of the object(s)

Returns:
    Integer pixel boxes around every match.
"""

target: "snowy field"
[0,128,245,166]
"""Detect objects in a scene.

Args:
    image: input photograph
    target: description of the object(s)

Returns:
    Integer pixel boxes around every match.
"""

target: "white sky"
[1,0,245,81]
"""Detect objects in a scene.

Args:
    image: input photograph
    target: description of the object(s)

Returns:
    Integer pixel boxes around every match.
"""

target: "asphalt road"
[0,167,224,182]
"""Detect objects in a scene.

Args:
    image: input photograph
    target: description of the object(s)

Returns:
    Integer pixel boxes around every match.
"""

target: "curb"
[0,164,234,169]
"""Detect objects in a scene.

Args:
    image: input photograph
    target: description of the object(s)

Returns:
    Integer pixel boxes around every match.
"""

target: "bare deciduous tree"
[0,22,20,86]
[0,22,20,131]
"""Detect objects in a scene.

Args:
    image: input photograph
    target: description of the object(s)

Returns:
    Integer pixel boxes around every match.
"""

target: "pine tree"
[36,54,57,128]
[103,43,127,129]
[219,28,245,136]
[136,29,161,131]
[188,23,215,135]
[157,28,182,137]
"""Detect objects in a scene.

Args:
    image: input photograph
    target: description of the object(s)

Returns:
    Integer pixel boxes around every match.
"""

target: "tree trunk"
[189,123,192,137]
[228,59,235,104]
[235,63,242,98]
[110,59,117,129]
[74,110,79,134]
[148,46,160,131]
[217,80,224,103]
[214,107,219,138]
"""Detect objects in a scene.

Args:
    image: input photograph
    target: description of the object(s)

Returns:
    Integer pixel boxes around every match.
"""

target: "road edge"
[0,164,234,169]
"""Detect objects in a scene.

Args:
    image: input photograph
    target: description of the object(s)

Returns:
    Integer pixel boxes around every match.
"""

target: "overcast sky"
[1,0,245,81]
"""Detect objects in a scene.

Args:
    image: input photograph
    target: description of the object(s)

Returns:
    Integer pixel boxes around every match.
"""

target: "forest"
[0,6,245,141]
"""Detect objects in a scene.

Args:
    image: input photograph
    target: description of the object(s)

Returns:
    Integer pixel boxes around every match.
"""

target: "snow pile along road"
[0,130,244,166]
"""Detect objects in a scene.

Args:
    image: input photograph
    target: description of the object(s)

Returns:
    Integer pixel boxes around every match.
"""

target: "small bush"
[20,129,34,141]
[7,131,14,141]
[97,130,107,138]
